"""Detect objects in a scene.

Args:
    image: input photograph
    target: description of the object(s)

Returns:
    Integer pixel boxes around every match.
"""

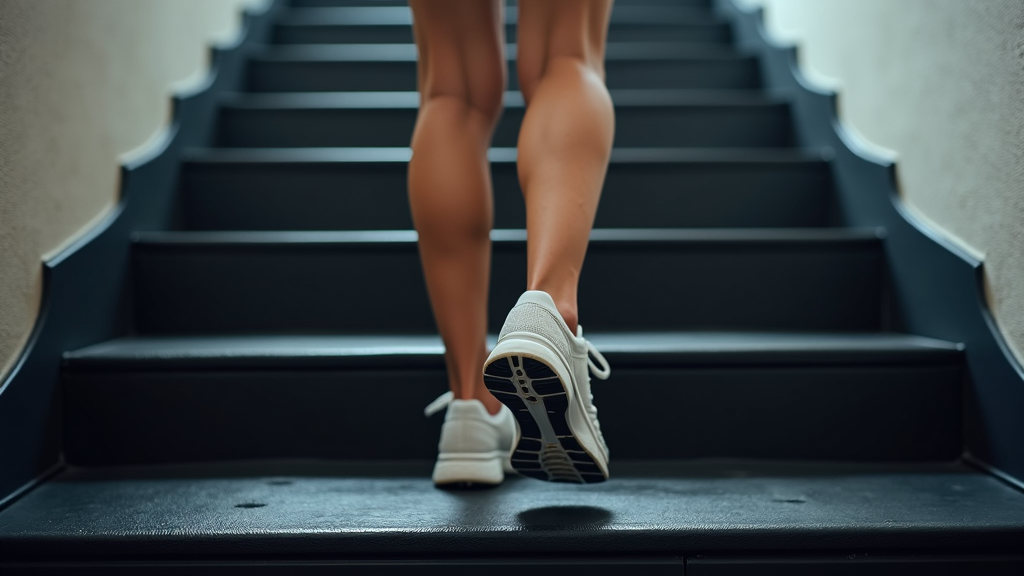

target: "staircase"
[3,0,1024,573]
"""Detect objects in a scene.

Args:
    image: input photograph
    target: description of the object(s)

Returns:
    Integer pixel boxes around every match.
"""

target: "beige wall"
[740,0,1024,362]
[0,0,267,382]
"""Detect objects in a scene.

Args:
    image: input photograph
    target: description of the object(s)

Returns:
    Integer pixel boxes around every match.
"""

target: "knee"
[467,81,506,129]
[421,67,506,130]
[518,55,605,104]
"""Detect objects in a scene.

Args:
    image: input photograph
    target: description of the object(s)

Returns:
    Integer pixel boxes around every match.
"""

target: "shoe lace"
[584,338,611,381]
[579,326,611,425]
[423,390,454,417]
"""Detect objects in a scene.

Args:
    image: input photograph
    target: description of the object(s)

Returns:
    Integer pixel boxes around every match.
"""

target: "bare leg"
[516,0,615,334]
[408,0,505,414]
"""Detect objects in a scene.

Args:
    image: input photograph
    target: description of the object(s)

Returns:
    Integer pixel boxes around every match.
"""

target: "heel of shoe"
[432,452,504,487]
[483,338,608,483]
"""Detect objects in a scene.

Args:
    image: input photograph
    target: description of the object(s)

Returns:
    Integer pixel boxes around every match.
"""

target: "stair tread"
[131,228,882,247]
[3,460,1023,558]
[221,89,782,109]
[274,23,732,47]
[281,6,720,27]
[183,146,832,164]
[247,55,759,92]
[254,42,738,62]
[217,90,795,148]
[63,332,962,371]
[254,44,745,63]
[274,18,732,47]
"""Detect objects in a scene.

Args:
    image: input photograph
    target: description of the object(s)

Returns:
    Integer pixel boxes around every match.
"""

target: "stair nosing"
[63,332,963,371]
[251,49,752,64]
[181,146,832,164]
[129,227,883,247]
[11,460,1022,557]
[279,6,723,27]
[220,89,785,110]
[275,18,731,30]
[252,42,742,63]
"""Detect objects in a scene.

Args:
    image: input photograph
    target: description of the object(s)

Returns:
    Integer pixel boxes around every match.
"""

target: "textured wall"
[741,0,1024,363]
[0,0,266,382]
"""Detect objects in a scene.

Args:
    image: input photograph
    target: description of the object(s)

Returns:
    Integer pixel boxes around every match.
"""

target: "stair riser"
[274,23,732,45]
[62,363,961,465]
[247,59,761,92]
[217,105,794,149]
[182,161,835,230]
[281,5,719,25]
[132,240,883,334]
[0,559,687,575]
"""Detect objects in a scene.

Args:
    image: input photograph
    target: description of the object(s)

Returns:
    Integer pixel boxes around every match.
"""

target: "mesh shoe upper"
[426,391,515,457]
[497,291,611,455]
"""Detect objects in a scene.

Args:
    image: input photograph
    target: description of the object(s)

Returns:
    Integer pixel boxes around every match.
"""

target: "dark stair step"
[281,6,721,27]
[257,42,741,60]
[216,90,793,148]
[275,20,732,45]
[131,228,884,335]
[247,49,760,92]
[180,147,836,230]
[4,461,1024,572]
[62,332,961,464]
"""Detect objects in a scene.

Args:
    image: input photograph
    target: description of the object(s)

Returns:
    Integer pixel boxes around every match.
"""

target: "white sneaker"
[483,291,611,483]
[424,391,516,487]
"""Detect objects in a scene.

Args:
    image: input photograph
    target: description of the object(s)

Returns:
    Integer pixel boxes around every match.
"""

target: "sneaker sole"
[432,451,505,488]
[483,338,609,484]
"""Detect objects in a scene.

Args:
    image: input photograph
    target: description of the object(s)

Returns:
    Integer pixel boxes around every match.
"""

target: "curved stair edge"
[713,0,1024,488]
[0,0,289,509]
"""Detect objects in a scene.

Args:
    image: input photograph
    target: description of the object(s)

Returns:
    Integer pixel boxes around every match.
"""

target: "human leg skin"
[515,0,615,334]
[408,0,505,414]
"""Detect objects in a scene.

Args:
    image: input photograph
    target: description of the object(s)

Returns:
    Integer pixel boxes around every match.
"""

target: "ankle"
[466,386,502,415]
[542,293,579,334]
[477,389,502,416]
[452,383,502,416]
[525,286,579,333]
[555,303,578,334]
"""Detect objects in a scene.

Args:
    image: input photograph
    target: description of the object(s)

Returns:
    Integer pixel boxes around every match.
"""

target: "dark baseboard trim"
[964,455,1024,495]
[714,0,1024,483]
[0,0,285,503]
[0,462,63,514]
